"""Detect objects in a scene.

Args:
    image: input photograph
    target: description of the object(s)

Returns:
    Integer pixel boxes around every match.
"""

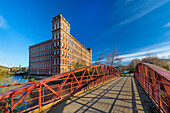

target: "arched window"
[65,35,67,41]
[62,50,64,56]
[54,42,56,47]
[62,33,64,39]
[57,41,59,47]
[57,32,59,39]
[54,33,56,40]
[65,44,66,49]
[57,58,59,65]
[54,23,56,29]
[57,50,59,55]
[62,23,64,29]
[54,59,56,65]
[62,42,64,48]
[57,22,59,28]
[65,26,67,31]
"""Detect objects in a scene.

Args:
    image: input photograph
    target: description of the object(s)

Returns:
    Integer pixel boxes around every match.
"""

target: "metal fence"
[134,63,170,113]
[0,64,120,113]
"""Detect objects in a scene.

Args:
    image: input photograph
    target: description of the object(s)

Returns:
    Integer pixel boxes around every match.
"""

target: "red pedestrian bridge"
[0,63,169,113]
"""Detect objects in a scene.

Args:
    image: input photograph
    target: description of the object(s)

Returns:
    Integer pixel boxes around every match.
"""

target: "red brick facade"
[29,14,92,75]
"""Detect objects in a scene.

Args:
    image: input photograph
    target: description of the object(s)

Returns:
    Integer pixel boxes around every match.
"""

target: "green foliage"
[94,72,97,75]
[22,75,37,82]
[0,97,25,112]
[74,71,83,77]
[129,68,134,73]
[30,78,36,82]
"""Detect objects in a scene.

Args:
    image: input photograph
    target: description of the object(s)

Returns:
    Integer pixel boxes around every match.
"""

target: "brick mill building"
[29,14,92,75]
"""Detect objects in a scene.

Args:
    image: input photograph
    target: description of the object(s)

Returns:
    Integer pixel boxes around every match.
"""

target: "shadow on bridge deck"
[47,76,155,113]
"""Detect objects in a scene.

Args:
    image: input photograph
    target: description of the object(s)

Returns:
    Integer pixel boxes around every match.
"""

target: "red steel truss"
[0,64,120,113]
[134,63,170,113]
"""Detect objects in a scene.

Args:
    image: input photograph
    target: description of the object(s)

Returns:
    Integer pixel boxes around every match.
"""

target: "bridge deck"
[47,76,155,113]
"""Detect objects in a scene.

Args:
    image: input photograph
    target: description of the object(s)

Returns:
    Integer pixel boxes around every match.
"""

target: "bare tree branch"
[105,45,122,66]
[95,51,105,65]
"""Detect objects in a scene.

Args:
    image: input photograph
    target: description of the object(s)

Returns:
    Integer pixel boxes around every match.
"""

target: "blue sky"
[0,0,170,67]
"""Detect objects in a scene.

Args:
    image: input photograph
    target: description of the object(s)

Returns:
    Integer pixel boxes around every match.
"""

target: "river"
[0,75,38,112]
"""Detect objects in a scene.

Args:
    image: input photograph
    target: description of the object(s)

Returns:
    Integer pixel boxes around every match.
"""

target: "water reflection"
[0,75,29,94]
[0,75,37,112]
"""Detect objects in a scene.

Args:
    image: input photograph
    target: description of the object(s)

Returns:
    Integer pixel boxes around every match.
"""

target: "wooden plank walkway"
[47,76,155,113]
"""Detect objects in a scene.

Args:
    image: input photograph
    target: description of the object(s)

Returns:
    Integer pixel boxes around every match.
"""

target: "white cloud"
[119,45,170,58]
[0,15,8,29]
[164,22,170,27]
[93,41,170,64]
[119,42,170,61]
[119,0,169,25]
[95,0,169,42]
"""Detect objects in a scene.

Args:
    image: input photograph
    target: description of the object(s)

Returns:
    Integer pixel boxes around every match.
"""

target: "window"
[54,59,56,65]
[47,45,49,49]
[57,32,59,39]
[65,59,66,65]
[65,44,66,49]
[65,26,67,31]
[62,33,64,39]
[68,37,69,43]
[54,51,56,56]
[62,67,64,73]
[57,41,59,47]
[62,59,64,64]
[54,23,56,29]
[57,67,59,73]
[54,33,56,40]
[62,23,64,29]
[65,51,66,57]
[57,22,59,28]
[62,50,64,56]
[54,68,55,73]
[54,42,56,47]
[62,42,64,48]
[65,35,67,41]
[57,50,59,55]
[57,58,59,65]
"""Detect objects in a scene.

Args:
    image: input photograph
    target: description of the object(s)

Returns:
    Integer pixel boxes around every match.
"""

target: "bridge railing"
[0,64,120,113]
[134,63,170,113]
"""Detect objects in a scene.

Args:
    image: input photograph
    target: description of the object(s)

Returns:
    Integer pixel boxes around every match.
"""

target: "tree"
[142,53,169,70]
[72,60,87,70]
[105,46,122,66]
[95,51,105,65]
[142,53,159,64]
[72,61,81,70]
[116,58,122,72]
[128,58,141,72]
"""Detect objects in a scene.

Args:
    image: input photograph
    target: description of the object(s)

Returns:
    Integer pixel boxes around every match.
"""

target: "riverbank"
[24,75,49,80]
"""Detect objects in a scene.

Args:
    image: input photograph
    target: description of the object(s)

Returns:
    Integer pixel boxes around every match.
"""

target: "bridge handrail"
[0,64,120,113]
[140,63,170,81]
[134,62,170,113]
